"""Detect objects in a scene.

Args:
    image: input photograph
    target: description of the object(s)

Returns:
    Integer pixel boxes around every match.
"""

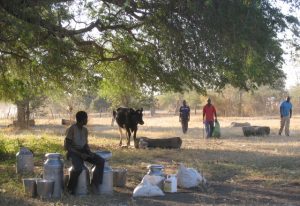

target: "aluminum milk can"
[16,147,34,174]
[68,165,90,196]
[43,153,64,198]
[147,164,165,188]
[147,164,165,176]
[93,151,113,195]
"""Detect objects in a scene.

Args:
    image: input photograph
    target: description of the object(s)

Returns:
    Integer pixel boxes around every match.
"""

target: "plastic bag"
[212,120,221,138]
[142,174,165,187]
[133,179,165,197]
[177,164,206,188]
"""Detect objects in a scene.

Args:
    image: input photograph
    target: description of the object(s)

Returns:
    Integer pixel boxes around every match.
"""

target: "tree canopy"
[0,0,299,95]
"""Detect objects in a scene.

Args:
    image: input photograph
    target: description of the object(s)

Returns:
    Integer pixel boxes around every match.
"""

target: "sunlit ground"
[0,114,299,205]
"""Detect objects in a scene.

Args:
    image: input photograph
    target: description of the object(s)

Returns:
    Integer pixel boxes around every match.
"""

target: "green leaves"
[0,0,299,98]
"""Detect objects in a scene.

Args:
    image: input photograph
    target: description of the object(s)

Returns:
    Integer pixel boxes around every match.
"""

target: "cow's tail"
[113,110,117,119]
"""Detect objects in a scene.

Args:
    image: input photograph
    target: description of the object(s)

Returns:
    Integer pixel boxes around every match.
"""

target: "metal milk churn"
[68,165,90,196]
[147,164,165,188]
[93,151,113,195]
[16,147,34,174]
[147,164,165,176]
[43,153,64,198]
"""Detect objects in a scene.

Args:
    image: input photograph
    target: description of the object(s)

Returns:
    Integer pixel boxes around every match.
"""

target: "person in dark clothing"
[64,111,105,194]
[179,100,190,134]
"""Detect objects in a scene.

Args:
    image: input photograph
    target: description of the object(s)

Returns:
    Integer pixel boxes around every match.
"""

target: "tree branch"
[0,49,31,60]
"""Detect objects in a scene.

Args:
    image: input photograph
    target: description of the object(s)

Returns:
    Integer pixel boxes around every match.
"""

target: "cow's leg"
[118,127,123,146]
[126,128,131,147]
[133,129,138,148]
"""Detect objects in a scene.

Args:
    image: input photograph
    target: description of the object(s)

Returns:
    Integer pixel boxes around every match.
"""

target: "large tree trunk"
[15,100,29,128]
[150,106,155,117]
[238,90,243,117]
[149,90,156,117]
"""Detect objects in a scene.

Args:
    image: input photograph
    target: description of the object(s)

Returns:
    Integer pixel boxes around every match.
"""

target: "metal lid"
[45,153,61,159]
[95,150,112,160]
[17,147,33,155]
[22,178,42,182]
[36,179,54,184]
[147,164,164,170]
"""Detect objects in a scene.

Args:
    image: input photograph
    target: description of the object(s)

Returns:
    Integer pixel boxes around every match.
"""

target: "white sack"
[142,174,165,186]
[132,179,165,197]
[177,164,206,188]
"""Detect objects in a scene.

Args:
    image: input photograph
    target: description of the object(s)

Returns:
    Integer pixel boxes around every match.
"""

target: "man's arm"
[179,106,182,122]
[280,104,283,118]
[82,129,95,158]
[290,109,292,118]
[65,140,82,157]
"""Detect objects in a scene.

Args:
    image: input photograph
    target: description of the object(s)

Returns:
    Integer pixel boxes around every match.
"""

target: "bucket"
[113,168,127,187]
[36,179,54,199]
[23,178,42,197]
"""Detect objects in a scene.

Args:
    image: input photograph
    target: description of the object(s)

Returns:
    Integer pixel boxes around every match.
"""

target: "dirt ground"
[1,114,300,206]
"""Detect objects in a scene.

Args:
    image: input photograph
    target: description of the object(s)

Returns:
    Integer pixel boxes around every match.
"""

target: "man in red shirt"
[203,98,217,138]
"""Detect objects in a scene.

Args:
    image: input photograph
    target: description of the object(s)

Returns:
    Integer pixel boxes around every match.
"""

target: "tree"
[48,69,100,120]
[0,57,50,127]
[0,0,299,96]
[184,91,201,114]
[98,61,153,109]
[207,86,286,116]
[0,49,98,127]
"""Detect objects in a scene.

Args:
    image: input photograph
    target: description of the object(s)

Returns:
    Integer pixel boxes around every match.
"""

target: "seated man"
[64,111,105,194]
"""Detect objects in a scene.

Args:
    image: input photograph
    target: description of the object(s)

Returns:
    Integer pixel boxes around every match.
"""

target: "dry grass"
[0,114,300,205]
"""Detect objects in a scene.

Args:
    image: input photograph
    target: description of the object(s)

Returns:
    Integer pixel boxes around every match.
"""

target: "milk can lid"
[45,153,61,159]
[95,150,112,160]
[17,147,33,155]
[147,164,164,170]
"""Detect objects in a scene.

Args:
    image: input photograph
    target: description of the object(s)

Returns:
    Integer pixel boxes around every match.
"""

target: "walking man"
[179,100,190,134]
[203,98,217,138]
[279,96,292,136]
